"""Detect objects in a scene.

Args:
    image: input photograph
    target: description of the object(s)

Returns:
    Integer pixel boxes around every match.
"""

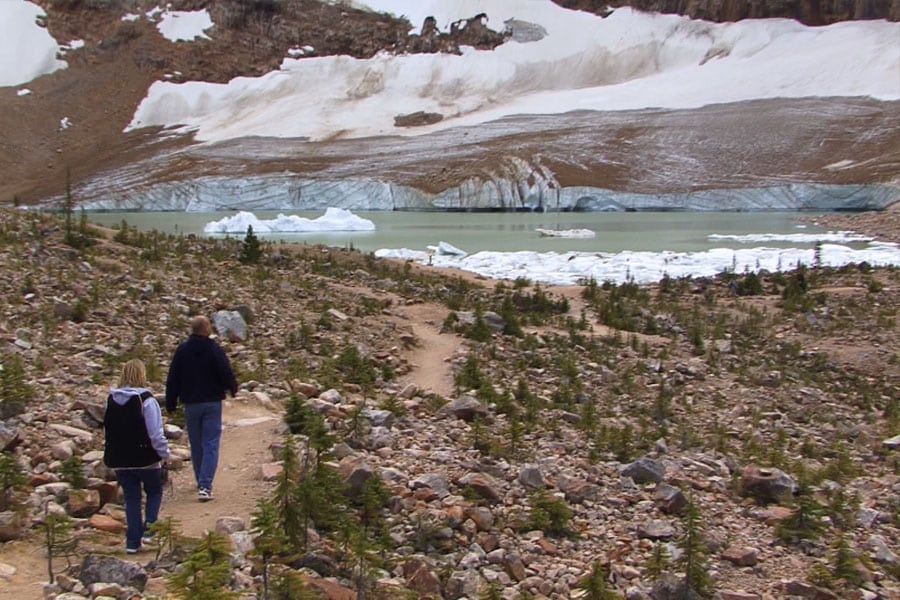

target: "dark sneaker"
[198,488,213,502]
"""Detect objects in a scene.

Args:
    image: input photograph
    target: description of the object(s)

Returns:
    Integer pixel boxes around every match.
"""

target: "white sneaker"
[197,488,213,502]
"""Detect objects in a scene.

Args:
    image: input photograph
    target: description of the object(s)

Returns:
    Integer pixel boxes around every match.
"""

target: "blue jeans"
[184,401,222,491]
[116,468,162,550]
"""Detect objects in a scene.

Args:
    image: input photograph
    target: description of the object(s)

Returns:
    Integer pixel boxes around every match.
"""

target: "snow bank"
[0,1,67,87]
[156,9,214,42]
[126,1,900,142]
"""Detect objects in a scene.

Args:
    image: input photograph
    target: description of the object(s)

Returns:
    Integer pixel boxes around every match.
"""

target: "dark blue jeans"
[184,401,222,491]
[116,468,162,550]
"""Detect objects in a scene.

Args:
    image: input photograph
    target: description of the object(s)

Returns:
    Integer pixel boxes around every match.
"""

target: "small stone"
[721,546,759,567]
[88,514,125,534]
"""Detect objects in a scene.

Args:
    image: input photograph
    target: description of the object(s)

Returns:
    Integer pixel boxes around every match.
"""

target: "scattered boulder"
[79,554,147,591]
[517,464,545,490]
[457,472,503,503]
[740,465,796,504]
[654,483,688,515]
[440,394,488,422]
[66,488,101,518]
[0,511,28,541]
[721,545,759,567]
[212,310,247,342]
[621,456,665,485]
[394,111,444,128]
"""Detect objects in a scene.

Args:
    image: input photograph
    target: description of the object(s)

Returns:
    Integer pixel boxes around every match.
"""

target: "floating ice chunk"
[427,241,467,256]
[536,228,595,238]
[708,231,872,244]
[203,207,376,234]
[376,240,900,286]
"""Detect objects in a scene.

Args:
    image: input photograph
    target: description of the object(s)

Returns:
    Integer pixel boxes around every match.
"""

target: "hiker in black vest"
[103,359,169,554]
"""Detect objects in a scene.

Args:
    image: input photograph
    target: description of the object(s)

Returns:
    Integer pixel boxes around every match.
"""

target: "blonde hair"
[119,359,147,388]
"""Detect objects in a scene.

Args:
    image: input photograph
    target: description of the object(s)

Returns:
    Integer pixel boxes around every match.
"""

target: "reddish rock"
[719,592,761,600]
[405,560,442,597]
[740,465,795,504]
[88,513,125,534]
[29,473,53,487]
[413,487,439,502]
[300,574,356,600]
[535,537,558,555]
[66,488,101,518]
[89,481,119,508]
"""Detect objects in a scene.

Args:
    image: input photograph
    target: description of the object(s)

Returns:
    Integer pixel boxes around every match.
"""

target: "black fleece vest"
[103,392,161,468]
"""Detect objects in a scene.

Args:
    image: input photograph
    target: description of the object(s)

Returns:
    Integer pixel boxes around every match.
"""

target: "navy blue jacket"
[165,334,238,413]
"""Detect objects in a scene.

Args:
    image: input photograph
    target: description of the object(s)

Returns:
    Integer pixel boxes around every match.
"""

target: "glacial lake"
[88,211,849,255]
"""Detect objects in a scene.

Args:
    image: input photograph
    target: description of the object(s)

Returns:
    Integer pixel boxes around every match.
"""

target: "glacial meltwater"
[88,210,900,285]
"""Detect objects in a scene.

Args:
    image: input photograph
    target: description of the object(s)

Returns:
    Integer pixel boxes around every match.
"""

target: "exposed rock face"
[554,0,900,24]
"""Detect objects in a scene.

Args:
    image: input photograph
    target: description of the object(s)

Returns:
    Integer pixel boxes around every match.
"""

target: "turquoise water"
[88,211,840,254]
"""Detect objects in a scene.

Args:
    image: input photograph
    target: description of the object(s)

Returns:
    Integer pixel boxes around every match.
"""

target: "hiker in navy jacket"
[165,315,237,502]
[104,359,169,554]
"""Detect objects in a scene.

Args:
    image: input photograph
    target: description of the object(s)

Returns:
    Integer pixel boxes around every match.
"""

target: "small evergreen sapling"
[168,531,237,600]
[577,561,621,599]
[239,225,263,264]
[250,497,286,600]
[39,508,76,584]
[0,452,27,511]
[677,499,713,598]
[524,489,574,538]
[644,542,671,581]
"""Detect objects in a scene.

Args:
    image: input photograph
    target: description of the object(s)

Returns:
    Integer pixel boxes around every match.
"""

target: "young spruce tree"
[677,499,713,598]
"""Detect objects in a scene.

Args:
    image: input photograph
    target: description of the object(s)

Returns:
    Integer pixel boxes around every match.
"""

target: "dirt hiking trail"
[0,299,462,599]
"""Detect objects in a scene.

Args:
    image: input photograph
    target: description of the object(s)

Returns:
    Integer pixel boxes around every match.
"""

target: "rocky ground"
[0,207,897,599]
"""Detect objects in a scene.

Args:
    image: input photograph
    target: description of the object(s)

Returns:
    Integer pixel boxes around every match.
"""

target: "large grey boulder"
[621,456,665,485]
[79,554,147,591]
[212,310,247,342]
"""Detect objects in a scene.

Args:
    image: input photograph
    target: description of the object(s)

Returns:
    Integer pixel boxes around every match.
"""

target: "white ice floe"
[427,241,468,256]
[536,228,596,238]
[708,232,873,243]
[376,240,900,286]
[203,208,376,234]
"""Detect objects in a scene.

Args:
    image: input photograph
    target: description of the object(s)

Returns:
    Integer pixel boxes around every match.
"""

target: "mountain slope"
[0,0,898,208]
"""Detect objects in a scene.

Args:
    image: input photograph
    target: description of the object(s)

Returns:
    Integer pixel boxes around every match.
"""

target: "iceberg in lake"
[536,228,596,239]
[203,207,375,233]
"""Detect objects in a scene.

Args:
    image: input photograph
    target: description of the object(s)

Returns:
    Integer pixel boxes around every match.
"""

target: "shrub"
[0,353,34,419]
[524,489,574,538]
[168,531,237,599]
[239,225,263,264]
[0,453,27,511]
